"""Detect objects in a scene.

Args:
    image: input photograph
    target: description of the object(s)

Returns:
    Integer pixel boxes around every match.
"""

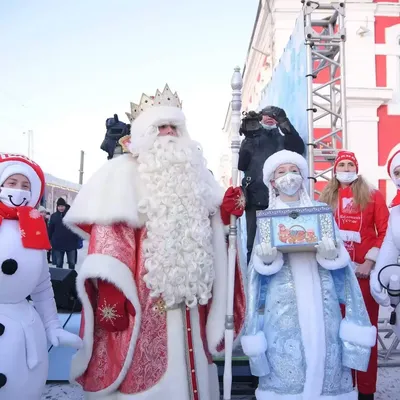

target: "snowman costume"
[371,150,400,339]
[0,154,82,400]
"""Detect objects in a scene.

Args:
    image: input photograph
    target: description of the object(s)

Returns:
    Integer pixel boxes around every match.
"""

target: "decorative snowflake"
[99,300,121,325]
[29,209,41,219]
[235,192,246,210]
[20,229,26,238]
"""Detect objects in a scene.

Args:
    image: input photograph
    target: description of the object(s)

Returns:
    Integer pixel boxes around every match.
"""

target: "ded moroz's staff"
[223,66,243,400]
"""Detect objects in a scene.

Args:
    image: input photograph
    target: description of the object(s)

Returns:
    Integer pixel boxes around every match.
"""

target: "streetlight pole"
[22,130,34,159]
[79,150,85,184]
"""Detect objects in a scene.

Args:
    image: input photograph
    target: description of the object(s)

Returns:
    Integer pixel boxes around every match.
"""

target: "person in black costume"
[238,106,305,264]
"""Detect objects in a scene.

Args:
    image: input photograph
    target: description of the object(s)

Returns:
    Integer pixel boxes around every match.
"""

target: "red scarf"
[389,190,400,208]
[0,203,51,250]
[336,186,362,260]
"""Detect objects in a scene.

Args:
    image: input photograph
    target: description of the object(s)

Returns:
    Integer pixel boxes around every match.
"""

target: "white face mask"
[336,171,358,184]
[274,172,303,196]
[0,187,31,208]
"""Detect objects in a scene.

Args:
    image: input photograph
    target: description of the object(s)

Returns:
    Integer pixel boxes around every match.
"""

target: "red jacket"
[334,190,389,265]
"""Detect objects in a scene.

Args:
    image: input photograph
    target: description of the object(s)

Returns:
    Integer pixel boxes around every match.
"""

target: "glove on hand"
[255,243,278,265]
[370,271,390,307]
[315,237,338,260]
[96,280,135,332]
[220,186,246,225]
[48,328,83,349]
[262,106,287,124]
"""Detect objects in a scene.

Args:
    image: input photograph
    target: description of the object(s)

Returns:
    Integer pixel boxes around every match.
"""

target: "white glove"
[370,271,390,307]
[315,237,338,260]
[48,328,83,349]
[255,243,278,265]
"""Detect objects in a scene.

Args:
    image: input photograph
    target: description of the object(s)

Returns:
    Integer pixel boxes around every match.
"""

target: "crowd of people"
[0,85,399,400]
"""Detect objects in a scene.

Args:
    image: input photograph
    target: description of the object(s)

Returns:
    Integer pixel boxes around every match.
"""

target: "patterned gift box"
[256,206,336,253]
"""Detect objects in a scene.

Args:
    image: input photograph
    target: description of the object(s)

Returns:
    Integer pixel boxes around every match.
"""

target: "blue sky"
[0,0,258,183]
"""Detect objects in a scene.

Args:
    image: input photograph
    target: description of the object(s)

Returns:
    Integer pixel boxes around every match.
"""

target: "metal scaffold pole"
[303,0,347,197]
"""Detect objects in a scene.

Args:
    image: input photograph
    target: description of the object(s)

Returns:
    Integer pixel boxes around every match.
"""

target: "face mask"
[261,123,277,131]
[336,171,358,184]
[274,172,303,196]
[0,187,31,208]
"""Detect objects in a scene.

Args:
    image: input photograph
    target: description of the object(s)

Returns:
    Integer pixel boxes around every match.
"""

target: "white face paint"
[0,187,31,207]
[395,178,400,189]
[336,171,358,184]
[274,172,303,196]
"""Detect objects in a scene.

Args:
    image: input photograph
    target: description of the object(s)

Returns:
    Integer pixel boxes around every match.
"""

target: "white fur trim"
[339,319,377,348]
[255,388,357,400]
[339,229,361,244]
[0,161,42,207]
[70,253,142,396]
[208,363,220,400]
[316,243,350,271]
[241,331,267,357]
[289,252,325,397]
[128,106,187,155]
[223,224,230,235]
[365,247,379,263]
[104,307,214,400]
[206,212,228,354]
[262,150,308,186]
[253,252,284,276]
[389,152,400,181]
[64,155,142,239]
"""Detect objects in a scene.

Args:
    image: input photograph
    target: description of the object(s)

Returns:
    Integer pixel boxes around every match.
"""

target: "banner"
[258,11,308,144]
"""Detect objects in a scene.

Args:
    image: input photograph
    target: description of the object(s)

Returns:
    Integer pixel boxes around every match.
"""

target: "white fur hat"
[0,154,44,207]
[387,150,400,184]
[263,150,308,185]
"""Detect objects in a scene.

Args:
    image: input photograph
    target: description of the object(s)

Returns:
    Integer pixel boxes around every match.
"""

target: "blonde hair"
[319,175,373,210]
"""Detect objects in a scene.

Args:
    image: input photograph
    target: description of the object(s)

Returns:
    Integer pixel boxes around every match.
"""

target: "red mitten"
[96,280,131,332]
[221,187,246,224]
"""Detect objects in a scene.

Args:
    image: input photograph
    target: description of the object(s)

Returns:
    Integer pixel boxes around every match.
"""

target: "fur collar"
[64,155,144,238]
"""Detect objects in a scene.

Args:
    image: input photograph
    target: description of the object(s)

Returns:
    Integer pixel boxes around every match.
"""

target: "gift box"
[256,206,337,253]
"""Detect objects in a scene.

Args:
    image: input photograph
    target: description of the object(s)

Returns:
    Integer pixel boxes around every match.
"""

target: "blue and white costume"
[241,150,377,400]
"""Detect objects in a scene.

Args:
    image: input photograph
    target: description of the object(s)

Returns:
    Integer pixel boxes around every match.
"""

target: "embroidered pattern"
[153,298,167,316]
[20,229,26,238]
[99,300,122,325]
[29,209,41,219]
[235,191,246,211]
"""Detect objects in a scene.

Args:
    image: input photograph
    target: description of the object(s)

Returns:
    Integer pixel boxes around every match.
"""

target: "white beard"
[137,136,219,308]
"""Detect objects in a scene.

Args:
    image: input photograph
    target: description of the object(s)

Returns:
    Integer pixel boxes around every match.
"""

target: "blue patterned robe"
[242,201,376,400]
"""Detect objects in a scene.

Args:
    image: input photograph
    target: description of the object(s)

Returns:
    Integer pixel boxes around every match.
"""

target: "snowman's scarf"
[0,203,51,250]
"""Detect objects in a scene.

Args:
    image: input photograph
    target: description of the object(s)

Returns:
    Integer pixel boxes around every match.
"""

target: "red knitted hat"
[0,153,45,207]
[334,151,359,173]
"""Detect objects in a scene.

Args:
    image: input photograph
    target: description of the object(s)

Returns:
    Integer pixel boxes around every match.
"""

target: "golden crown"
[125,84,182,122]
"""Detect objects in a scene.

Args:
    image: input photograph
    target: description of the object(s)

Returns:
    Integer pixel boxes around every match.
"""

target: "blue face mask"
[261,123,277,131]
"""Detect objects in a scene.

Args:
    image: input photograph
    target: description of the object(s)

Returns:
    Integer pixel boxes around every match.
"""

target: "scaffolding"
[303,1,400,367]
[303,0,347,196]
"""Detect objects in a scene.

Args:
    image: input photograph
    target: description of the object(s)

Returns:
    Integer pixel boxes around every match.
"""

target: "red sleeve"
[373,190,389,248]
